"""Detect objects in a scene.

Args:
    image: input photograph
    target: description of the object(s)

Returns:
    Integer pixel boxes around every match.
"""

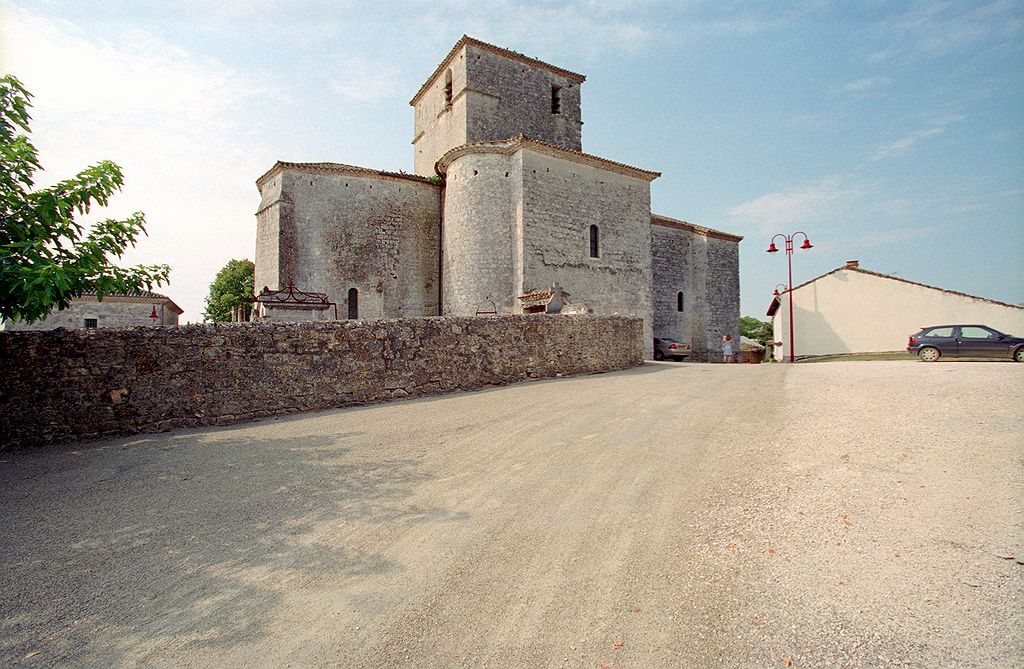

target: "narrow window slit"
[347,288,359,320]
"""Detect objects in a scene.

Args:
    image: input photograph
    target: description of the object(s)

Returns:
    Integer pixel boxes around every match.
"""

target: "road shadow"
[0,427,459,665]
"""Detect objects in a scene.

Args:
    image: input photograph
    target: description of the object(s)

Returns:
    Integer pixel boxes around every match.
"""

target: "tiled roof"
[256,161,436,188]
[410,35,586,106]
[651,214,743,242]
[518,289,553,302]
[436,135,661,181]
[78,290,184,315]
[766,264,1024,316]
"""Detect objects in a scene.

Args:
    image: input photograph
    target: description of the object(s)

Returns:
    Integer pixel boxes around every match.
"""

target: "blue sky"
[2,0,1022,322]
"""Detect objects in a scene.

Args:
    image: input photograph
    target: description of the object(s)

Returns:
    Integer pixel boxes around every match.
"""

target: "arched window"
[589,225,599,258]
[444,69,453,107]
[347,288,359,320]
[677,291,684,312]
[551,85,562,114]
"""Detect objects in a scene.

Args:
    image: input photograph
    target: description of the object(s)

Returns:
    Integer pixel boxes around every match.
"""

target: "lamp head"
[766,242,779,253]
[800,238,813,250]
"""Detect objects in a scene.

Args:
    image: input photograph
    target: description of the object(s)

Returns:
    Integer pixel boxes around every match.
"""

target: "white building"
[766,261,1024,360]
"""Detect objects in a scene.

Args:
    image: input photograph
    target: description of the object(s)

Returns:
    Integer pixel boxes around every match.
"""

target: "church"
[254,36,741,360]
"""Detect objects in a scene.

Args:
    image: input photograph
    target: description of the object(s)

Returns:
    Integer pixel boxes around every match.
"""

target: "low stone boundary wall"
[0,315,642,447]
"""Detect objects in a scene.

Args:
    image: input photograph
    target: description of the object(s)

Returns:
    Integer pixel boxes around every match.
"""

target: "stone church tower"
[255,36,741,360]
[410,37,583,175]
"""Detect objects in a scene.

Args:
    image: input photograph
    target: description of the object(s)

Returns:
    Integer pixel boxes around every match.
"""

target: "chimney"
[845,260,859,269]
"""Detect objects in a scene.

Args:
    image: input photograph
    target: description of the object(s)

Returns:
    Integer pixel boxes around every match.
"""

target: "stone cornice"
[256,161,437,190]
[255,197,290,217]
[435,135,660,182]
[651,214,743,242]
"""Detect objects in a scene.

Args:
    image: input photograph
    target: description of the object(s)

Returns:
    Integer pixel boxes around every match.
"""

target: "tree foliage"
[1,75,170,324]
[203,258,255,323]
[740,315,773,343]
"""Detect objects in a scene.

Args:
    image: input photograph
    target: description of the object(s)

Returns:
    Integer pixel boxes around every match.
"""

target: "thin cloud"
[869,0,1022,60]
[870,126,945,161]
[842,76,893,92]
[726,177,865,233]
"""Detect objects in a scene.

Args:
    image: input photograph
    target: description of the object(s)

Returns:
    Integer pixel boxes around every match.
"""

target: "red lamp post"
[767,232,813,363]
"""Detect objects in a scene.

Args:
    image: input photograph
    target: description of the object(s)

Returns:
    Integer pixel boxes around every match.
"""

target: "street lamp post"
[767,232,813,363]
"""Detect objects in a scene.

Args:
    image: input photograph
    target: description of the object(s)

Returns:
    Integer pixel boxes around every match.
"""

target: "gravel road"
[1,361,1021,667]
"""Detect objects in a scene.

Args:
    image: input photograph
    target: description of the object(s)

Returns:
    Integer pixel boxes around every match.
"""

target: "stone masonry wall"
[412,44,469,177]
[412,43,583,176]
[651,224,695,345]
[704,235,740,360]
[0,315,642,448]
[651,221,740,362]
[442,151,517,315]
[463,44,582,151]
[257,167,441,320]
[519,148,654,355]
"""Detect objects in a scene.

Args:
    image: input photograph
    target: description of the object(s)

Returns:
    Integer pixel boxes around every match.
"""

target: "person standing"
[722,334,734,363]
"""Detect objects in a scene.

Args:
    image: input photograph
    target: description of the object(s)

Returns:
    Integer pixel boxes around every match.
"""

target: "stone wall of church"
[704,234,741,358]
[651,221,740,361]
[442,151,518,316]
[255,172,289,295]
[463,44,582,151]
[412,42,584,176]
[412,45,469,176]
[518,148,654,355]
[257,167,441,320]
[651,224,695,346]
[1,315,643,447]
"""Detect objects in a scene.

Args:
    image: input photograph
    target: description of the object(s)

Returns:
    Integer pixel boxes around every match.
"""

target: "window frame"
[347,288,359,320]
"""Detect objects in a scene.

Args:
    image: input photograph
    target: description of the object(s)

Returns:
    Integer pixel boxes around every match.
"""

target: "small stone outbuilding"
[1,291,183,331]
[255,36,741,360]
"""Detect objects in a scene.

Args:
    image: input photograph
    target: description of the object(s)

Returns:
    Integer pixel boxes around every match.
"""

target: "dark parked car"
[907,324,1024,362]
[654,337,690,361]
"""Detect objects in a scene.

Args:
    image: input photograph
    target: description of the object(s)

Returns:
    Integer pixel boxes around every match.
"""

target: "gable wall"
[258,169,441,320]
[651,224,740,361]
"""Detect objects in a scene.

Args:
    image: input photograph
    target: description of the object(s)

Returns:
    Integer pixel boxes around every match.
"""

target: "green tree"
[0,75,170,324]
[203,258,255,322]
[740,315,773,343]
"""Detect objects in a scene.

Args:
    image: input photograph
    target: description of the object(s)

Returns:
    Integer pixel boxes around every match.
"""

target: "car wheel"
[1014,347,1024,363]
[918,347,940,362]
[654,350,664,361]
